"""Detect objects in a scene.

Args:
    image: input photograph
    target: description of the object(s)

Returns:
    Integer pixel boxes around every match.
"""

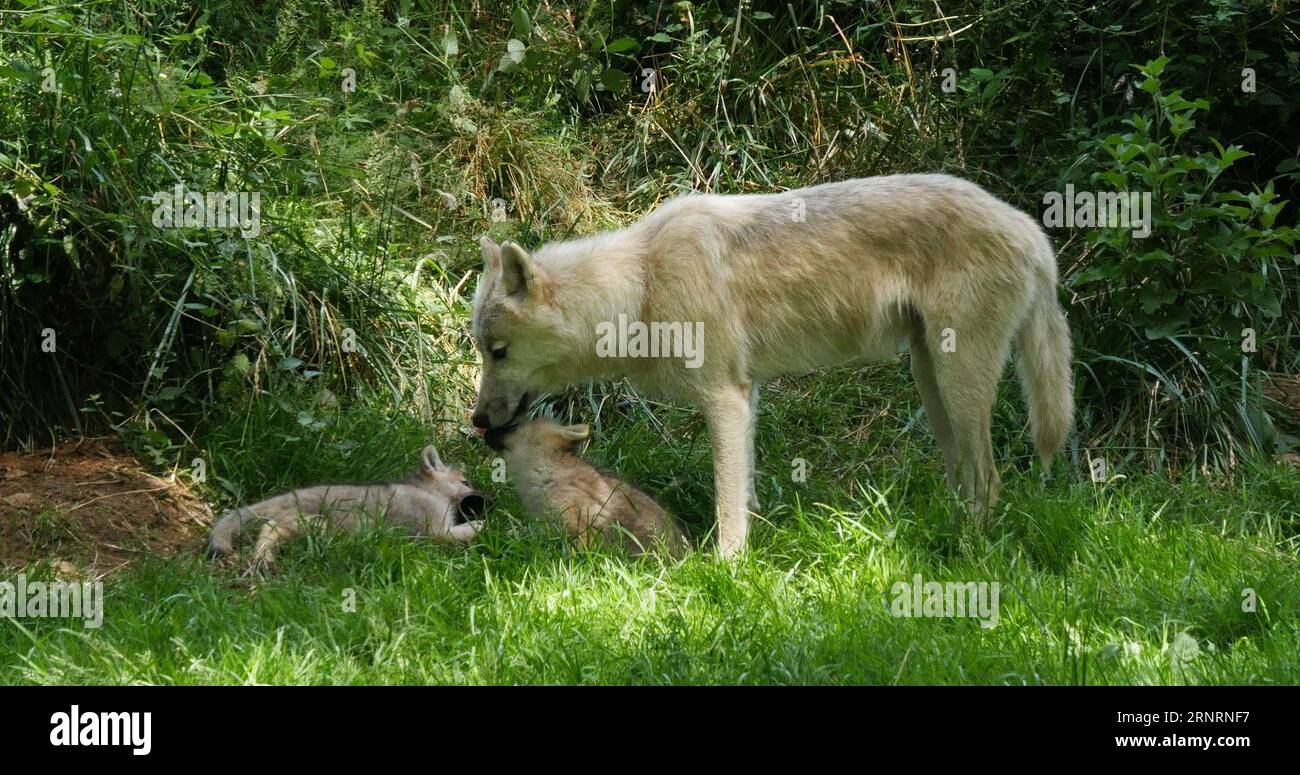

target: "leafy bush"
[0,5,474,446]
[1066,58,1298,458]
[1,0,1297,464]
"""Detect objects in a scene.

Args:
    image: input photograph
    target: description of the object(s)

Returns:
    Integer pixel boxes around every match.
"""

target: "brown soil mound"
[0,439,212,575]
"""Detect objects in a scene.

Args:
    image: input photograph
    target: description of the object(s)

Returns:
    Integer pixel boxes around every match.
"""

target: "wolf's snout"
[473,392,531,431]
[456,492,490,522]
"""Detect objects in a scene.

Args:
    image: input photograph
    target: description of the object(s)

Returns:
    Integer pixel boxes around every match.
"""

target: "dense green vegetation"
[0,1,1296,684]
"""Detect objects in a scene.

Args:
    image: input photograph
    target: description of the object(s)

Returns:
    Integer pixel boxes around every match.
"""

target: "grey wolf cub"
[207,445,489,565]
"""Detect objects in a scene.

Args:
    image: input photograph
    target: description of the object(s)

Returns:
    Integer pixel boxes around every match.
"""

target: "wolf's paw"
[447,520,485,543]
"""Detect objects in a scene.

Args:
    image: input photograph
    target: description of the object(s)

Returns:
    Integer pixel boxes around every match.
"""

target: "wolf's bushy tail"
[206,508,259,558]
[1015,276,1074,471]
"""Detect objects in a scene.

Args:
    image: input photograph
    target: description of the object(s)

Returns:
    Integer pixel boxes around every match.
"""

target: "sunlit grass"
[3,370,1295,685]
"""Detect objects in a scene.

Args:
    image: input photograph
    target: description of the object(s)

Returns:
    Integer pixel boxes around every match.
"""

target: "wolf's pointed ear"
[479,236,502,273]
[421,445,444,472]
[500,241,535,298]
[559,424,591,444]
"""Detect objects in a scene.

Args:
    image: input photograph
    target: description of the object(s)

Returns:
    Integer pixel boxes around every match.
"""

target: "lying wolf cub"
[484,419,687,557]
[207,445,488,565]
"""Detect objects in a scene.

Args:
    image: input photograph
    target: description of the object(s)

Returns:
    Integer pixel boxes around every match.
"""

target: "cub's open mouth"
[454,492,491,523]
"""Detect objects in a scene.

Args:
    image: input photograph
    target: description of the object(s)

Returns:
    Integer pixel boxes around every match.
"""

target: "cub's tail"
[206,507,260,558]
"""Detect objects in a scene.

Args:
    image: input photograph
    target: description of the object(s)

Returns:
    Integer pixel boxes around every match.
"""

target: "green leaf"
[599,68,629,94]
[512,6,532,38]
[606,37,640,54]
[1140,56,1170,77]
[1210,138,1252,167]
[1139,285,1177,313]
[1144,308,1192,339]
[1071,265,1119,285]
[498,39,526,72]
[62,233,79,269]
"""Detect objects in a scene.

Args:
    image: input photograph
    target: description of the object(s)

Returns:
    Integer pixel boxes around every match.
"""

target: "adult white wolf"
[470,174,1074,558]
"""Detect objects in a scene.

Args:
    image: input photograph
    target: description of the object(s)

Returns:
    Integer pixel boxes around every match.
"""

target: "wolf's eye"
[491,345,507,361]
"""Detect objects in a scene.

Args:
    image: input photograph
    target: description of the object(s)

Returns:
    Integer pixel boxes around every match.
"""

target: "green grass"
[3,366,1296,685]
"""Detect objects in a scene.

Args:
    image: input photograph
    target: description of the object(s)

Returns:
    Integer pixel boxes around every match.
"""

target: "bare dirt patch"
[1265,374,1300,416]
[0,439,212,575]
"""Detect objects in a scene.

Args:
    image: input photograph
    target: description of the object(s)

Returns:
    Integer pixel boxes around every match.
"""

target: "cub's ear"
[479,236,502,273]
[558,424,591,444]
[421,445,444,472]
[500,241,535,298]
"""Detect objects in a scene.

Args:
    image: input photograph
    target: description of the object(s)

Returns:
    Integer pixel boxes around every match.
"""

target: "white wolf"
[207,446,489,565]
[470,174,1074,558]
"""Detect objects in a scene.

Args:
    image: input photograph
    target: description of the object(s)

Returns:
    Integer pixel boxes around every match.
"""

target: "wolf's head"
[483,418,590,457]
[409,445,490,523]
[470,237,573,430]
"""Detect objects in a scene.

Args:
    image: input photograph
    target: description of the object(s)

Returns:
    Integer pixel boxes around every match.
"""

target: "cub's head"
[483,419,590,457]
[470,237,571,431]
[410,445,490,523]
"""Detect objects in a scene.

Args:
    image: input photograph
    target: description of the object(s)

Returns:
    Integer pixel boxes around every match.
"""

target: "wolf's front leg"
[446,520,484,542]
[704,385,756,559]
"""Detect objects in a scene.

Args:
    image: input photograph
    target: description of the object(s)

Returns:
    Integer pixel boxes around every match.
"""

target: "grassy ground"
[3,366,1296,685]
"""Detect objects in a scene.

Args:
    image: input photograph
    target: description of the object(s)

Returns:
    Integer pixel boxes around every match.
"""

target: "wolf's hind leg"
[927,326,1010,526]
[252,514,307,567]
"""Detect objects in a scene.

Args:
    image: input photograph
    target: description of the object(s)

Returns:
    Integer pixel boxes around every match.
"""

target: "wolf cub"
[484,419,687,557]
[207,445,489,565]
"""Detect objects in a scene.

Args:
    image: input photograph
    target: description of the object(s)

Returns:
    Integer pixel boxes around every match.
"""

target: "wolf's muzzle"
[473,393,533,432]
